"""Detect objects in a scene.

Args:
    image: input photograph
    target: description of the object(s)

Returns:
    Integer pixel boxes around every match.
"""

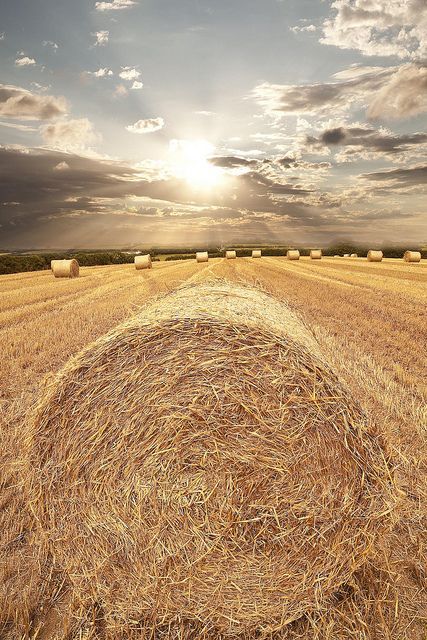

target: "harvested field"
[0,257,426,639]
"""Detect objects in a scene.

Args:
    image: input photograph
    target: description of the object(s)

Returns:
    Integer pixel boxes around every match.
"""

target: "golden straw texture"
[310,250,322,260]
[287,250,300,260]
[25,282,395,638]
[51,259,79,278]
[367,250,383,262]
[134,254,152,270]
[196,251,209,263]
[403,251,421,263]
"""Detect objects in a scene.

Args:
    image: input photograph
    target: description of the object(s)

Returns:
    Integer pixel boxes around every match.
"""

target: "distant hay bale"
[252,249,262,258]
[367,250,383,262]
[287,249,300,260]
[343,254,350,258]
[225,250,236,259]
[134,254,152,270]
[310,249,322,260]
[403,251,421,263]
[334,255,340,257]
[351,253,358,258]
[27,282,394,637]
[196,251,209,263]
[51,259,79,278]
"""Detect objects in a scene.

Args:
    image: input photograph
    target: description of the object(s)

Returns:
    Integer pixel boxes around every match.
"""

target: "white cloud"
[53,161,70,171]
[95,0,137,11]
[0,32,5,40]
[131,80,143,89]
[0,84,67,120]
[368,63,427,119]
[114,84,129,97]
[43,40,59,50]
[290,24,317,33]
[126,118,164,134]
[119,66,141,81]
[93,30,109,46]
[15,54,36,67]
[87,68,114,78]
[40,118,99,151]
[321,0,427,60]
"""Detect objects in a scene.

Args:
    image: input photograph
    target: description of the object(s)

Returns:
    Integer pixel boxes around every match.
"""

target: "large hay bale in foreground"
[367,250,383,262]
[287,249,300,260]
[252,249,262,258]
[135,254,152,270]
[225,250,236,259]
[51,259,79,278]
[196,251,209,263]
[403,251,421,263]
[27,283,393,637]
[310,249,322,260]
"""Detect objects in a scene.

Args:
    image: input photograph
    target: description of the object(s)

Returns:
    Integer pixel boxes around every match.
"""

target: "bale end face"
[51,259,79,278]
[351,253,358,258]
[252,250,262,258]
[225,250,236,259]
[135,254,152,270]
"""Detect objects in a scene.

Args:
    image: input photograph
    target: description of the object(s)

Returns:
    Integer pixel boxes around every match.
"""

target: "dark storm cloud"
[307,126,427,157]
[361,165,427,186]
[0,84,67,120]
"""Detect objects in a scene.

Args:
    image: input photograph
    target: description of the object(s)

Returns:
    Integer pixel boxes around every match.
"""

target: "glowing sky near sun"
[0,0,426,248]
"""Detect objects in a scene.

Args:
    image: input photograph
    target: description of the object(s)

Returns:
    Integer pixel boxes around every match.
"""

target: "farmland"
[1,256,426,638]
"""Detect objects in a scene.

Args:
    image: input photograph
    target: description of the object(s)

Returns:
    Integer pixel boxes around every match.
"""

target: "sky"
[0,0,426,249]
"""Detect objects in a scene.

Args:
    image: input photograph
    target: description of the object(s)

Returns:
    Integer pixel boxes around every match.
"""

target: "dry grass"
[0,258,426,639]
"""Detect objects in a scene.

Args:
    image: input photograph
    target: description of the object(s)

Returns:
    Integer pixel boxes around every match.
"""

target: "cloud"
[93,30,109,46]
[306,125,427,161]
[15,54,36,67]
[209,156,258,169]
[40,118,98,151]
[290,24,317,33]
[95,0,137,11]
[0,32,5,40]
[126,118,164,134]
[114,84,129,98]
[361,164,427,186]
[43,40,59,50]
[131,80,143,90]
[253,62,427,120]
[54,161,70,171]
[321,0,427,60]
[0,84,67,120]
[87,68,114,78]
[119,66,141,81]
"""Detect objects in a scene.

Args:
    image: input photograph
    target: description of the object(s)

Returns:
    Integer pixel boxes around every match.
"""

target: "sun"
[169,139,224,189]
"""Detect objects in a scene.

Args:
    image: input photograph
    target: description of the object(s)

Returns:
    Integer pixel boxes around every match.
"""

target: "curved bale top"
[26,282,394,637]
[225,250,236,259]
[403,250,421,263]
[287,249,300,260]
[51,258,79,278]
[367,250,383,262]
[310,249,322,260]
[196,251,209,263]
[135,254,152,270]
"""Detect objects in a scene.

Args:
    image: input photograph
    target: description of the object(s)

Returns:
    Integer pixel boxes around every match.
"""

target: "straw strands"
[25,282,395,638]
[135,254,152,270]
[51,259,79,278]
[310,250,322,260]
[287,250,300,260]
[252,250,262,258]
[403,251,421,263]
[225,250,236,259]
[367,250,383,262]
[196,251,209,263]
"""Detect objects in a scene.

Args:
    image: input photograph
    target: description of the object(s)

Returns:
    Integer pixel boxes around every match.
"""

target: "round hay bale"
[343,254,350,258]
[50,259,79,278]
[134,254,152,270]
[225,250,236,259]
[310,249,322,260]
[351,253,358,258]
[252,249,262,258]
[196,251,209,263]
[334,255,340,257]
[403,250,421,263]
[287,249,300,260]
[26,283,394,636]
[367,250,383,262]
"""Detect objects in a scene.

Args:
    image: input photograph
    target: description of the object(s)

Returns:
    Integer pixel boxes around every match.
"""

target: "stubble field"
[0,256,426,639]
